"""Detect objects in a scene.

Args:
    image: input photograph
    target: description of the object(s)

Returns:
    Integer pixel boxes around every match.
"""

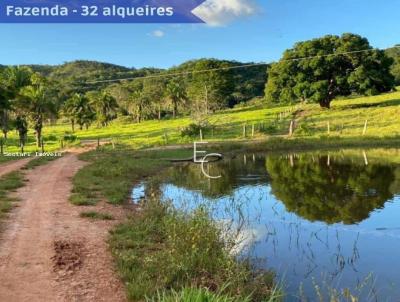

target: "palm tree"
[20,84,55,148]
[165,79,187,118]
[0,66,32,139]
[0,85,11,139]
[63,93,95,131]
[88,91,118,127]
[15,116,28,151]
[129,89,148,123]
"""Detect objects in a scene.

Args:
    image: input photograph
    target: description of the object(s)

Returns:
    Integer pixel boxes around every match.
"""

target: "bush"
[296,122,313,136]
[63,133,77,142]
[43,134,58,141]
[181,122,212,138]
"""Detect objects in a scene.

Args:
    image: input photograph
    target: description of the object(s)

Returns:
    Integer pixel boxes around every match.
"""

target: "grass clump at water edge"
[109,198,283,302]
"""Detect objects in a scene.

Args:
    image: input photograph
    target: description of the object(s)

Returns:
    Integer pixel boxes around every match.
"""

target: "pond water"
[132,149,400,301]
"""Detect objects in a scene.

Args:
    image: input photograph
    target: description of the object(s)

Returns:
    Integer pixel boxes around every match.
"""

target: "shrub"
[181,121,212,138]
[63,133,77,142]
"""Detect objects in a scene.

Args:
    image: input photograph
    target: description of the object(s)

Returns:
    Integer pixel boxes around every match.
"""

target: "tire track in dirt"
[0,158,32,178]
[0,152,126,302]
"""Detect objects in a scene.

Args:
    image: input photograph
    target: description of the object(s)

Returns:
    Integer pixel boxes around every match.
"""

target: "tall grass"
[109,198,282,302]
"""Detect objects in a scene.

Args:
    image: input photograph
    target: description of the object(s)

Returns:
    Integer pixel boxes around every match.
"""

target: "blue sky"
[1,0,399,68]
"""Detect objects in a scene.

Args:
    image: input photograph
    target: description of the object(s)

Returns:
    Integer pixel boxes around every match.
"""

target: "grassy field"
[0,89,399,156]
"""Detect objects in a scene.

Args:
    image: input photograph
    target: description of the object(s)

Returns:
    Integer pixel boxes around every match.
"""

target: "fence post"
[0,139,3,155]
[200,129,203,141]
[363,120,368,135]
[112,138,115,150]
[327,121,330,135]
[289,120,294,136]
[243,124,247,138]
[251,124,255,137]
[60,139,64,150]
[164,131,168,145]
[97,137,100,148]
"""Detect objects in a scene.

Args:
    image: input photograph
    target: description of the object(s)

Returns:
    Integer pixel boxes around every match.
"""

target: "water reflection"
[132,149,400,301]
[267,154,399,224]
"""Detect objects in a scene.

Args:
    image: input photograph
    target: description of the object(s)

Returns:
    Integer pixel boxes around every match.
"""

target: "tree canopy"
[385,45,400,85]
[265,33,395,108]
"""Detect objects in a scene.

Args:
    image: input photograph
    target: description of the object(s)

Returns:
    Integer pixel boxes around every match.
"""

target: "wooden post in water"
[363,120,368,135]
[363,151,369,166]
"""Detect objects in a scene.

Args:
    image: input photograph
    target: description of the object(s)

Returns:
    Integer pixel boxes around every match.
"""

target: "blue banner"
[0,0,207,23]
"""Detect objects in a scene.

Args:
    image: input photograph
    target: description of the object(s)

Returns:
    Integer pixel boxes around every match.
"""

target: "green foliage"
[80,211,114,220]
[265,33,395,108]
[22,155,59,170]
[63,93,95,131]
[109,198,278,302]
[385,45,400,85]
[87,90,118,127]
[181,121,212,138]
[0,172,24,221]
[266,153,399,224]
[147,287,251,302]
[63,133,77,142]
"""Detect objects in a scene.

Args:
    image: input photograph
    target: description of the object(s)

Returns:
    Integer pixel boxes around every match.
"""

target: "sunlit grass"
[0,89,398,155]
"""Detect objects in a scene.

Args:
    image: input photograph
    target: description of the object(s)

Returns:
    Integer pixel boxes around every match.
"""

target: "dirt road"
[0,152,126,302]
[0,158,32,178]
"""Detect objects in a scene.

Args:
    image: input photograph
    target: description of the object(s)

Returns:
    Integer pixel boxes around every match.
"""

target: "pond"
[132,148,400,301]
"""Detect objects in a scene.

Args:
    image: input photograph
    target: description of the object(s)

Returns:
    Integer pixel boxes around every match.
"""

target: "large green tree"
[186,60,235,114]
[385,44,400,85]
[265,33,395,108]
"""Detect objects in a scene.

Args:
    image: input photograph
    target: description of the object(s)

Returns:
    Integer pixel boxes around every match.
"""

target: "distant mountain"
[1,59,268,106]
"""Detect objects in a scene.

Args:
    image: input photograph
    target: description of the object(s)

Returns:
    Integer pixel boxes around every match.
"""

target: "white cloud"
[192,0,260,26]
[150,30,165,38]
